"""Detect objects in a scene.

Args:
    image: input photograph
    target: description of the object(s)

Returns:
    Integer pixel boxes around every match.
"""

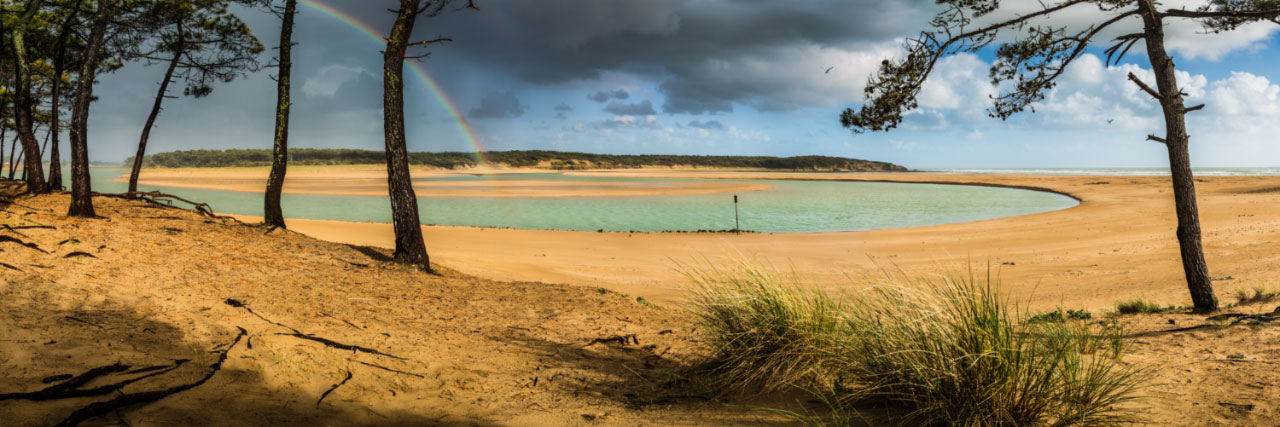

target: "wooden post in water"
[733,194,740,233]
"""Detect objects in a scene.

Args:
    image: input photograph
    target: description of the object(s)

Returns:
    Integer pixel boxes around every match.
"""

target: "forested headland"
[126,149,910,172]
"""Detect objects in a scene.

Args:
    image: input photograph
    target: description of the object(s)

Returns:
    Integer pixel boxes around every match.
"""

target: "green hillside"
[127,149,909,172]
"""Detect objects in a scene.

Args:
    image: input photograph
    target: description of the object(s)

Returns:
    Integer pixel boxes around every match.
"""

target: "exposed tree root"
[279,332,407,360]
[0,262,22,271]
[224,298,301,333]
[0,360,186,402]
[54,327,246,427]
[585,334,639,347]
[320,312,364,330]
[63,251,96,258]
[331,256,369,268]
[95,191,217,218]
[1208,313,1279,323]
[0,235,47,253]
[224,298,404,360]
[353,360,424,378]
[316,370,353,408]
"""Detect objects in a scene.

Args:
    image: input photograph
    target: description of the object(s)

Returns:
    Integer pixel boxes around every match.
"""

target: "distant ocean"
[922,168,1280,176]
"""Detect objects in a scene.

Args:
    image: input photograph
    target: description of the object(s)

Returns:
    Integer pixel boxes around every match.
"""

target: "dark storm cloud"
[469,91,526,119]
[686,119,725,130]
[337,0,930,115]
[587,89,629,103]
[603,100,656,116]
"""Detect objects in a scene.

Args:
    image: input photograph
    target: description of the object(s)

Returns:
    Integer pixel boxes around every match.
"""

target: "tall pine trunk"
[129,25,183,194]
[68,0,114,218]
[381,0,431,267]
[7,135,19,180]
[264,0,297,228]
[1137,0,1217,312]
[9,2,49,194]
[49,0,86,190]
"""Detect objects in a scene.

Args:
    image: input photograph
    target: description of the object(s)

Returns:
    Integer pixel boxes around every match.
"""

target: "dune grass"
[687,265,1144,426]
[1233,285,1279,306]
[1114,297,1170,315]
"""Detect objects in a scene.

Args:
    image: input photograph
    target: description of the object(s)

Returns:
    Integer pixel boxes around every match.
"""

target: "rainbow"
[297,0,490,166]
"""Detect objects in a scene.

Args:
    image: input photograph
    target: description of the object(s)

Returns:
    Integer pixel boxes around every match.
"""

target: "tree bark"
[0,108,8,178]
[7,135,18,180]
[381,0,431,267]
[129,24,183,194]
[49,0,86,190]
[68,0,115,218]
[1137,0,1217,312]
[9,0,49,194]
[263,0,297,229]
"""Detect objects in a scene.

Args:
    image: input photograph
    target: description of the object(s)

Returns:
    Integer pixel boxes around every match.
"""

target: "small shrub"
[1234,285,1279,306]
[1115,297,1167,314]
[688,266,1145,426]
[1029,308,1093,323]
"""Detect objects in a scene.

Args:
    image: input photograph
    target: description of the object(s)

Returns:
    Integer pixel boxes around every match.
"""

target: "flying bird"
[824,66,834,74]
[1107,119,1114,124]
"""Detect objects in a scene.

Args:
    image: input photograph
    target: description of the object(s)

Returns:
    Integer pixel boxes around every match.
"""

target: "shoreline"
[208,170,1280,313]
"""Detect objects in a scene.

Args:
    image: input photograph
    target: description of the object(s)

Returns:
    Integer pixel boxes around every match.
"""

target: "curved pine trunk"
[9,18,49,194]
[381,0,431,267]
[1137,0,1217,312]
[68,0,115,218]
[129,39,183,194]
[264,0,298,228]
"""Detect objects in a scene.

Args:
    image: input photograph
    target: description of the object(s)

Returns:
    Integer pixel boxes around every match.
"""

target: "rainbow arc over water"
[297,0,489,166]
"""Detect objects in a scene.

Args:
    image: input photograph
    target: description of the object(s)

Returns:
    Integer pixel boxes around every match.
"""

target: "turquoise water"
[87,168,1078,233]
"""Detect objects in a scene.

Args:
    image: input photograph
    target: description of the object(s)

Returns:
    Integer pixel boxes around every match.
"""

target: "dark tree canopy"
[132,0,264,97]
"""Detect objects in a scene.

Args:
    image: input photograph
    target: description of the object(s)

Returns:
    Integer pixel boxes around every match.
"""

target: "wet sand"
[122,165,773,198]
[218,171,1280,313]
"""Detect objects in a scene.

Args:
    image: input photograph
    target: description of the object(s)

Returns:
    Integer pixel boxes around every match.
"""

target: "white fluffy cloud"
[903,52,1280,143]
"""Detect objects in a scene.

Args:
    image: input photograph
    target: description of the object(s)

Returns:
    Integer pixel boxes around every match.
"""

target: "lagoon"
[89,168,1078,233]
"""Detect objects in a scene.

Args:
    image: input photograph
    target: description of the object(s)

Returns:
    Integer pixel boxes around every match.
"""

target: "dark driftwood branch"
[54,328,246,427]
[316,370,353,408]
[1127,72,1161,99]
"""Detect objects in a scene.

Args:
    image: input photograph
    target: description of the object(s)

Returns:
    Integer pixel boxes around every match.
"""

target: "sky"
[80,0,1280,169]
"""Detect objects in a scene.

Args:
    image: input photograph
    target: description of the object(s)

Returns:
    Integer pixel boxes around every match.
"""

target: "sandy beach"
[5,172,1280,425]
[204,169,1280,313]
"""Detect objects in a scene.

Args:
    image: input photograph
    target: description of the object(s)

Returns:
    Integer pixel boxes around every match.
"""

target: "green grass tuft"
[1233,285,1279,306]
[688,265,1144,426]
[1029,308,1093,323]
[1114,297,1173,314]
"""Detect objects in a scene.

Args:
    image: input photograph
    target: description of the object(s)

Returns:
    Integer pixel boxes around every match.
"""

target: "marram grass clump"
[688,266,1144,426]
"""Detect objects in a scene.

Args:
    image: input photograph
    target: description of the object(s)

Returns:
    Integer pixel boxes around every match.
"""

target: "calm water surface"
[88,168,1078,233]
